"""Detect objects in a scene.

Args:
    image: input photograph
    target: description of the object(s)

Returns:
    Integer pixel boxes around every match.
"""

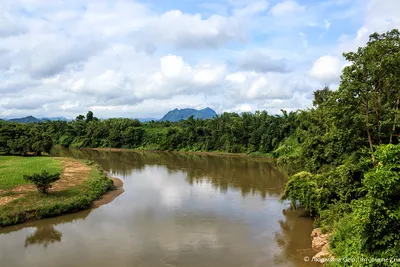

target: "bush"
[281,171,320,215]
[328,144,400,266]
[24,170,60,194]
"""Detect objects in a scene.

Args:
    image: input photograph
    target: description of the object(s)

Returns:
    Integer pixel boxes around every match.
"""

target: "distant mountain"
[4,116,69,123]
[160,107,217,122]
[41,117,69,122]
[8,116,42,123]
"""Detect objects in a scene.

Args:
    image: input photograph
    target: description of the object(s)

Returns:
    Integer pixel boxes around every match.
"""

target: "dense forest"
[1,29,400,265]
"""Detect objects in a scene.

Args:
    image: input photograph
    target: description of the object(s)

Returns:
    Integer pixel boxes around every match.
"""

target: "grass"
[0,156,62,189]
[0,157,114,227]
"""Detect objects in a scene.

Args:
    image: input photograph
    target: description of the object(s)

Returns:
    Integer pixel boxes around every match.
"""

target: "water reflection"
[275,209,320,267]
[24,225,62,248]
[0,209,92,248]
[53,148,287,199]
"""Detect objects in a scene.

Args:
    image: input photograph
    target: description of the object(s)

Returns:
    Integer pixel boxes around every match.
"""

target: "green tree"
[313,86,333,107]
[24,170,61,194]
[86,111,94,122]
[340,29,400,162]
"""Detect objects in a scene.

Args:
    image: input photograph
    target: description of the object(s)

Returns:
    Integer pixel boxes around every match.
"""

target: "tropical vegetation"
[0,29,399,263]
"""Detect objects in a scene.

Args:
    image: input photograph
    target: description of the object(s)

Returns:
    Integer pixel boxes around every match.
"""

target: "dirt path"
[51,158,90,191]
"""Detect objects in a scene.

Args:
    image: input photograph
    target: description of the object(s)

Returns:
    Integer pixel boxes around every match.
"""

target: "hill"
[3,116,69,123]
[8,116,42,123]
[160,108,217,122]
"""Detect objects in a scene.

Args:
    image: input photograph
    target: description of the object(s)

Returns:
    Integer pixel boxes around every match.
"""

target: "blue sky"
[0,0,399,119]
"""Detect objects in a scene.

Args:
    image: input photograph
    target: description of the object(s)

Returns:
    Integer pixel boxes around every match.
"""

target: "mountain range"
[2,116,69,123]
[1,108,217,123]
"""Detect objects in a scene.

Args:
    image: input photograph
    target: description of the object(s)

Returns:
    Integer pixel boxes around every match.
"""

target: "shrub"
[24,170,60,194]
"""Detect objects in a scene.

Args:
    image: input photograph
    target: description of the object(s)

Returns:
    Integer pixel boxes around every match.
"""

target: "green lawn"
[0,158,114,227]
[0,156,62,189]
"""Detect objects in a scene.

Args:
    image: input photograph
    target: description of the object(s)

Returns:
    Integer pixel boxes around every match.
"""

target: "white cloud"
[308,56,343,85]
[0,0,396,119]
[338,0,400,53]
[142,10,246,49]
[225,71,310,102]
[269,1,305,16]
[160,55,187,77]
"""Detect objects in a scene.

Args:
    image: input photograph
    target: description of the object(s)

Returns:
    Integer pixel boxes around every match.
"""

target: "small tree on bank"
[24,171,60,194]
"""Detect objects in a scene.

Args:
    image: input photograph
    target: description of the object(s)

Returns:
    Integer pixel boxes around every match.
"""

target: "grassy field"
[0,156,62,189]
[0,157,114,227]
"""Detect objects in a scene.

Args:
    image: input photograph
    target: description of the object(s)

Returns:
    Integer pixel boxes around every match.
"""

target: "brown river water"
[0,149,320,267]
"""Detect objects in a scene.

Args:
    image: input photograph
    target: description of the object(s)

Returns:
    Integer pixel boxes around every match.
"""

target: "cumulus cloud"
[142,11,245,49]
[25,37,104,79]
[0,0,395,119]
[1,94,67,110]
[225,71,311,102]
[308,56,343,85]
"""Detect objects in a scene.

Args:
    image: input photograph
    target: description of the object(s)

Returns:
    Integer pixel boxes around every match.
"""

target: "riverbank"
[84,147,275,160]
[0,156,119,227]
[311,228,332,262]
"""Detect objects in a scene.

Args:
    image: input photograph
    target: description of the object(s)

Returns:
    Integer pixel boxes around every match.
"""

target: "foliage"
[279,30,400,264]
[23,170,60,194]
[0,121,54,155]
[0,156,62,189]
[329,144,400,266]
[281,171,319,213]
[0,109,299,155]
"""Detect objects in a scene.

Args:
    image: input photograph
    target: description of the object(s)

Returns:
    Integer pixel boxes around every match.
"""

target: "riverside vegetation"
[0,156,114,227]
[0,29,399,265]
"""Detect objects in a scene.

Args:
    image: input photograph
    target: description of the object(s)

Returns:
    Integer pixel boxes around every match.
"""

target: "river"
[0,149,319,267]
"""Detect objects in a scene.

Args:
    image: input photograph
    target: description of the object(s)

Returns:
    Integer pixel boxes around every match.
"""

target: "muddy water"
[0,149,319,267]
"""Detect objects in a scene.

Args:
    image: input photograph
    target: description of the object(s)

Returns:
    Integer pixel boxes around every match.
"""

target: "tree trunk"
[390,97,400,144]
[375,93,382,145]
[366,102,376,163]
[377,114,382,145]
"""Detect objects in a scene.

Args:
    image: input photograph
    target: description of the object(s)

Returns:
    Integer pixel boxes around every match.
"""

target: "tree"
[313,86,333,107]
[76,115,85,121]
[24,171,60,194]
[340,29,400,162]
[86,111,94,122]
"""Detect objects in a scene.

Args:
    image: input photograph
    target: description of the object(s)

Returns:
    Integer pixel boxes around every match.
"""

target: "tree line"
[0,29,399,265]
[0,109,297,155]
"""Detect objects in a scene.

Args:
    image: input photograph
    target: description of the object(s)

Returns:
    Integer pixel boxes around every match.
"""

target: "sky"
[0,0,399,119]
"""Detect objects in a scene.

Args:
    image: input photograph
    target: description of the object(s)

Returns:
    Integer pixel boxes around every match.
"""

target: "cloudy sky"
[0,0,399,119]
